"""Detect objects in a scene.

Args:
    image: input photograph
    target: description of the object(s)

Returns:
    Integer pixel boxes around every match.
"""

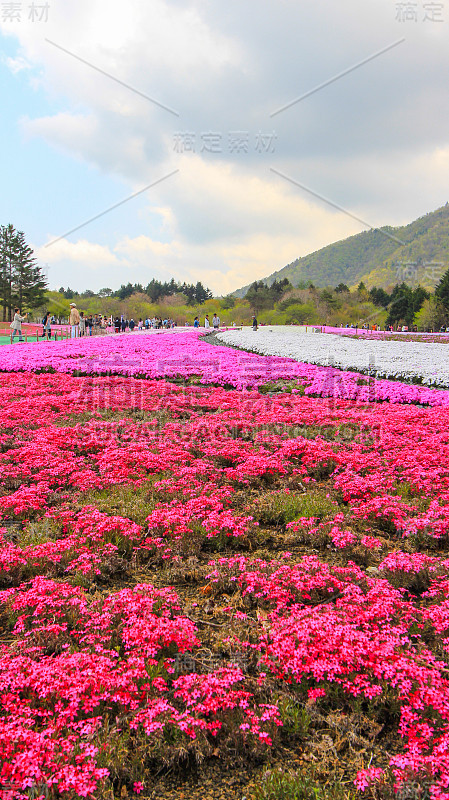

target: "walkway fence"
[0,323,108,343]
[0,326,70,343]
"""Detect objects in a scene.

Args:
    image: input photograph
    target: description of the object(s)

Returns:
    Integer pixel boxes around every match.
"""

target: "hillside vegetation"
[236,204,449,295]
[38,243,449,332]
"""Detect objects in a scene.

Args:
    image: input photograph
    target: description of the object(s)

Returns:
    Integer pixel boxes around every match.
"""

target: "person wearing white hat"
[69,303,80,338]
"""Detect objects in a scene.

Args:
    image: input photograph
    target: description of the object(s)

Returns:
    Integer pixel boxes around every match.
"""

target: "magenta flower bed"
[323,326,449,344]
[1,337,449,797]
[0,329,448,407]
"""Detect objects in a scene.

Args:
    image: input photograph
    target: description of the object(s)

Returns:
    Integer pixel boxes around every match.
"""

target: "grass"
[249,768,358,800]
[258,380,305,395]
[276,697,312,741]
[20,517,62,547]
[254,490,338,527]
[79,481,160,528]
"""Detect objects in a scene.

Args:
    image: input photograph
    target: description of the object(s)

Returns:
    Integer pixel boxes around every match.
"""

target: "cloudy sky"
[1,0,448,294]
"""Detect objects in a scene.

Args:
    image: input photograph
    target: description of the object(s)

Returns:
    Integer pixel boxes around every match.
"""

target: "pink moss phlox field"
[208,554,449,797]
[1,346,449,795]
[0,578,280,795]
[1,329,449,406]
[323,326,449,344]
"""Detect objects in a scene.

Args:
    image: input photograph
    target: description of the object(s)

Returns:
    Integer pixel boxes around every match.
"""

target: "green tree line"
[41,268,449,329]
[241,270,449,329]
[58,279,212,306]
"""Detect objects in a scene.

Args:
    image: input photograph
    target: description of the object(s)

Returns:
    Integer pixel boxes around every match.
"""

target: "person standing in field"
[79,312,86,337]
[10,307,28,341]
[42,310,52,340]
[69,303,80,338]
[212,313,220,330]
[204,314,210,329]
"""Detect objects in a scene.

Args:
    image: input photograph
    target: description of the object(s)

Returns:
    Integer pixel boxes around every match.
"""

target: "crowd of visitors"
[8,307,227,343]
[68,305,110,338]
[14,304,449,343]
[111,314,224,331]
[341,323,414,333]
[6,305,260,344]
[113,316,177,332]
[12,307,449,344]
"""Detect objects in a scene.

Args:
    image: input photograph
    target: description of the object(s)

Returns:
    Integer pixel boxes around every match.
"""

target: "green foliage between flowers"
[255,491,337,527]
[250,768,357,800]
[80,482,160,528]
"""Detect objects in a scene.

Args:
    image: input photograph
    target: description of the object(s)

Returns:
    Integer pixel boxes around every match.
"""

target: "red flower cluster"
[1,369,449,796]
[0,577,281,795]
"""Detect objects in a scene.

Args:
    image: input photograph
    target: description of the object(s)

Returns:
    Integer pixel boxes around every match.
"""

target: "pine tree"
[386,283,429,327]
[0,224,20,321]
[12,230,46,313]
[435,267,449,312]
[194,281,211,304]
[0,225,47,320]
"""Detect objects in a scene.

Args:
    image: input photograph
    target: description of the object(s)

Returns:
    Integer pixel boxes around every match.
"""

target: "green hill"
[235,204,449,295]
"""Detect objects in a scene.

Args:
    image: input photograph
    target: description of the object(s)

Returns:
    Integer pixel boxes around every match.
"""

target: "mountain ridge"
[234,204,449,297]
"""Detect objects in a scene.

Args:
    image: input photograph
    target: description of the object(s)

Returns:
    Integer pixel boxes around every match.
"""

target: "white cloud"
[117,236,174,257]
[22,112,98,157]
[3,0,449,293]
[35,238,120,267]
[3,55,31,74]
